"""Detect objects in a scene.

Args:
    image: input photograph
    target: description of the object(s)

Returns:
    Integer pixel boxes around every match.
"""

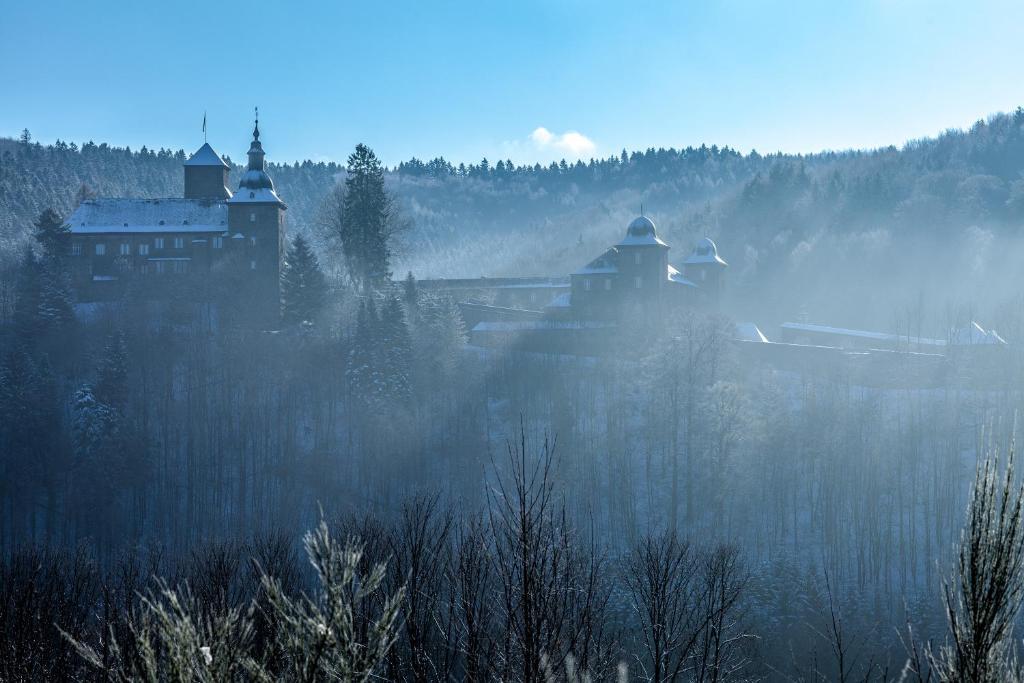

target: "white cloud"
[527,126,597,159]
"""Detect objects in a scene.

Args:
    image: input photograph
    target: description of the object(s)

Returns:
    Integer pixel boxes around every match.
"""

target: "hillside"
[3,108,1024,330]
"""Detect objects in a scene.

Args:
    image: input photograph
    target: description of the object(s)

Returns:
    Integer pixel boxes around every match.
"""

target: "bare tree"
[488,430,612,682]
[625,533,750,682]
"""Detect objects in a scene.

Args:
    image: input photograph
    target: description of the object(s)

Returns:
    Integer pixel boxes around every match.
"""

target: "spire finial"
[640,202,644,217]
[253,106,260,140]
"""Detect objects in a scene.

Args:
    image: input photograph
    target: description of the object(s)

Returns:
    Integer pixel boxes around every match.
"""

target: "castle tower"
[682,237,727,303]
[615,215,669,302]
[227,115,287,322]
[184,143,231,200]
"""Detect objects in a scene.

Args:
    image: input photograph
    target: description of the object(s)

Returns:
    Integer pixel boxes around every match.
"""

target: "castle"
[65,117,286,320]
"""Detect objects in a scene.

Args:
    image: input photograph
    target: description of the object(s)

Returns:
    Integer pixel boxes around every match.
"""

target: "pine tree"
[33,208,69,261]
[32,209,75,335]
[12,247,42,343]
[380,296,413,404]
[339,144,393,291]
[281,234,327,325]
[347,299,383,405]
[414,295,467,391]
[95,331,129,410]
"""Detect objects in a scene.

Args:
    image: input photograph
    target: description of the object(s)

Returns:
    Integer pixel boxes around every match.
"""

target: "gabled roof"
[67,198,228,234]
[184,143,230,168]
[949,322,1007,346]
[574,248,619,275]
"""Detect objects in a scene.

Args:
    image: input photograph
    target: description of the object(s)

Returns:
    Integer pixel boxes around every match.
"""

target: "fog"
[2,110,1024,680]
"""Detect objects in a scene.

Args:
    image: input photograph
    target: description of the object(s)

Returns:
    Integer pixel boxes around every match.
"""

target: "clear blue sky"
[2,0,1022,166]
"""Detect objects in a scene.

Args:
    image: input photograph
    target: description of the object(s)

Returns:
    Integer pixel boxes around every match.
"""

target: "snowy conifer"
[281,234,327,325]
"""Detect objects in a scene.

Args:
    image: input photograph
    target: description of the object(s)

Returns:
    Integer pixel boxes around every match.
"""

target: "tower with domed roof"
[227,113,287,319]
[567,213,726,321]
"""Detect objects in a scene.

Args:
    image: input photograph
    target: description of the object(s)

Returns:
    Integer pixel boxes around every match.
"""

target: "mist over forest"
[3,106,1024,681]
[6,107,1024,333]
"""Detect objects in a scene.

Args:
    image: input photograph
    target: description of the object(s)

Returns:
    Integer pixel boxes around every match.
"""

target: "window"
[140,263,149,275]
[213,236,223,249]
[154,237,164,249]
[250,236,257,246]
[155,261,165,274]
[250,260,257,270]
[634,276,642,289]
[120,243,130,256]
[584,279,592,291]
[604,279,612,291]
[173,261,188,274]
[71,243,82,256]
[138,244,149,256]
[700,270,706,282]
[249,212,256,223]
[634,253,642,265]
[95,243,106,256]
[173,237,184,249]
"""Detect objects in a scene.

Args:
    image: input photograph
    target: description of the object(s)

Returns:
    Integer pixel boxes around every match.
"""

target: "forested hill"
[4,108,1024,327]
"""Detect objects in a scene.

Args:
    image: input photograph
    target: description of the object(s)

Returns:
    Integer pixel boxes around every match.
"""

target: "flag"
[202,112,206,134]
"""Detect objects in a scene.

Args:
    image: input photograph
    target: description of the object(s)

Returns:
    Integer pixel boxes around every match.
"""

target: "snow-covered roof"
[781,322,947,347]
[68,198,228,234]
[227,187,285,205]
[684,237,728,266]
[667,264,697,287]
[473,320,614,332]
[574,248,619,275]
[617,215,668,247]
[949,322,1007,346]
[735,322,770,343]
[183,143,229,168]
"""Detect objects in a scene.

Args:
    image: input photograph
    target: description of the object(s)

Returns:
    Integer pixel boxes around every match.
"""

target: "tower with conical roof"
[227,112,287,322]
[183,142,231,200]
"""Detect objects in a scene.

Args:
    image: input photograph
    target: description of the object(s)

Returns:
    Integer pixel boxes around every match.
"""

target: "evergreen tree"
[414,295,466,391]
[95,331,129,410]
[380,296,413,404]
[33,208,68,261]
[339,144,393,291]
[281,234,327,325]
[12,247,42,343]
[32,208,75,335]
[347,298,382,404]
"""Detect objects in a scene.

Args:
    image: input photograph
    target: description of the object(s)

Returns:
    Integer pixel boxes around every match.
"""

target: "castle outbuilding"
[66,117,286,321]
[566,214,726,320]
